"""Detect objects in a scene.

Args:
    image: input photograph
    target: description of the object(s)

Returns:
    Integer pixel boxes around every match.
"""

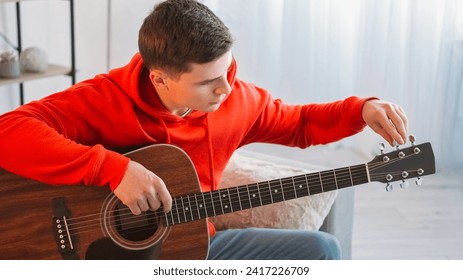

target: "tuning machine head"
[415,177,424,186]
[400,180,409,189]
[379,143,385,154]
[392,140,400,150]
[415,168,425,186]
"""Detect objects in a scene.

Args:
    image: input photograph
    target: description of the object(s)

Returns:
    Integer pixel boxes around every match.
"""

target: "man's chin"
[204,103,222,112]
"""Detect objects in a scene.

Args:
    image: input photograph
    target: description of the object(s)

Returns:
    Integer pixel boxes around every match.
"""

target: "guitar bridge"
[52,197,78,259]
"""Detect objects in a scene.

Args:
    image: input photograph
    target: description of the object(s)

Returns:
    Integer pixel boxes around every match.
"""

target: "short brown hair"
[138,0,234,76]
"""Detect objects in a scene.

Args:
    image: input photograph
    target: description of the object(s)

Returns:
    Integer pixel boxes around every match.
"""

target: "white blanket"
[211,152,337,231]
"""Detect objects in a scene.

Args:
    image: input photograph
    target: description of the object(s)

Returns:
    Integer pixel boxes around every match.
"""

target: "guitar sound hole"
[114,203,158,242]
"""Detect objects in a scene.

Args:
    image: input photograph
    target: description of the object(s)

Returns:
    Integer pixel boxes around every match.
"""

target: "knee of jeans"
[308,231,341,260]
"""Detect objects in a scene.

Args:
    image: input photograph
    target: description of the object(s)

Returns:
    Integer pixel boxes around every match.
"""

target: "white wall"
[1,0,461,171]
[107,0,162,69]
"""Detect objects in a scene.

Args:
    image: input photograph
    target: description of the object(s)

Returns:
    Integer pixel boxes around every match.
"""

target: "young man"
[0,0,407,259]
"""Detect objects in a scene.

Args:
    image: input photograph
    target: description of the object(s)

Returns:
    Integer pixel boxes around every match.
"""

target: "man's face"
[155,51,234,114]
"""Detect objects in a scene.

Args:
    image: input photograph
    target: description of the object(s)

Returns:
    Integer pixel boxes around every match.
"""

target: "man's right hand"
[114,160,172,215]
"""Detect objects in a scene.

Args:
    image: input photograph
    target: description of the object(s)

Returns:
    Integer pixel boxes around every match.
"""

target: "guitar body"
[0,144,209,260]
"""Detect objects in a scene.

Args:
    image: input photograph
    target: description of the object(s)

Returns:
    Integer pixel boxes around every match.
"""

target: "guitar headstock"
[367,138,436,191]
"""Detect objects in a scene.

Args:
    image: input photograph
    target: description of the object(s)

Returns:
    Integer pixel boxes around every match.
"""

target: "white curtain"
[202,0,463,171]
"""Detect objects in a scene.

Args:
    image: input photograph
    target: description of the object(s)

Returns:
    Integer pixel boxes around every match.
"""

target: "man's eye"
[200,80,213,85]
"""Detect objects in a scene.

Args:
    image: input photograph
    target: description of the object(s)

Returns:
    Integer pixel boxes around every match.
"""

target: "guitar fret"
[227,188,233,212]
[306,173,322,195]
[320,170,338,192]
[219,189,232,214]
[294,175,309,197]
[239,186,251,210]
[335,167,353,189]
[304,174,311,196]
[267,181,274,204]
[246,184,252,208]
[237,187,243,210]
[187,195,198,221]
[200,193,207,218]
[318,172,324,193]
[269,179,284,203]
[291,177,298,198]
[202,192,213,217]
[217,189,225,214]
[333,169,339,189]
[180,197,188,222]
[280,178,286,201]
[257,182,263,206]
[257,181,271,206]
[194,193,202,220]
[210,191,221,216]
[282,178,296,200]
[174,198,181,224]
[226,187,241,212]
[349,166,354,186]
[248,183,261,208]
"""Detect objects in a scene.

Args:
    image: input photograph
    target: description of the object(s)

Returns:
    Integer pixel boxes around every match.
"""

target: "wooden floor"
[352,169,463,259]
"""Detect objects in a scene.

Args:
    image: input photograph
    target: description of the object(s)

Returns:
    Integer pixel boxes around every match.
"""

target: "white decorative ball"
[19,47,48,73]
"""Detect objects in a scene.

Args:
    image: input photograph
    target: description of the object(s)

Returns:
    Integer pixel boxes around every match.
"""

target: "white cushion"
[211,152,337,231]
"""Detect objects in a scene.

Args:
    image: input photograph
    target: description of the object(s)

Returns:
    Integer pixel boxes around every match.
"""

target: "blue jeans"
[207,227,341,260]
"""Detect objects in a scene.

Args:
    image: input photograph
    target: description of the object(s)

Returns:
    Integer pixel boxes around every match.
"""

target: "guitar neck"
[160,163,369,226]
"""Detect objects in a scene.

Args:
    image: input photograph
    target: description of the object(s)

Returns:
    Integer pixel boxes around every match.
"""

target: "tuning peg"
[415,177,424,186]
[385,183,393,192]
[400,180,409,189]
[393,140,400,151]
[379,143,385,154]
[409,135,416,146]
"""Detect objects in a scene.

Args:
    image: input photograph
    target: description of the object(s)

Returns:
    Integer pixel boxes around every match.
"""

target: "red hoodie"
[0,53,369,234]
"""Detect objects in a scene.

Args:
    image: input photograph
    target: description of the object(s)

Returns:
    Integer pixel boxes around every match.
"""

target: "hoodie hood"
[106,53,237,123]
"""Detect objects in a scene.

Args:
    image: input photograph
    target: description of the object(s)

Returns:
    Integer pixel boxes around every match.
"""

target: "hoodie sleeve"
[240,86,374,148]
[0,86,130,191]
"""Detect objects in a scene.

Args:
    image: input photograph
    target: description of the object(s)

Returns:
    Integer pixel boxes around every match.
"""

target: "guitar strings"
[66,170,402,237]
[65,163,367,224]
[61,156,413,238]
[64,158,403,231]
[63,166,367,236]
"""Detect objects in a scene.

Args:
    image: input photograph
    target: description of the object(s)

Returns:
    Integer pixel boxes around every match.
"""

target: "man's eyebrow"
[198,76,222,85]
[196,61,233,85]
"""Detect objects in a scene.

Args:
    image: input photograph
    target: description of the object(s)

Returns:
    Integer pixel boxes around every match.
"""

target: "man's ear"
[149,69,169,89]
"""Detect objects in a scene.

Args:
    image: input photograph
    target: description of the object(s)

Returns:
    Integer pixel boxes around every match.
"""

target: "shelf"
[1,0,75,105]
[0,64,72,86]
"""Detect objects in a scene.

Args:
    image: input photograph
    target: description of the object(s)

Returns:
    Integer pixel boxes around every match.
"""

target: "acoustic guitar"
[0,142,435,259]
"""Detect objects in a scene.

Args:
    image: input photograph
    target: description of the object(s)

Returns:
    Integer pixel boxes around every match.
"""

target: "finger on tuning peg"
[385,183,393,192]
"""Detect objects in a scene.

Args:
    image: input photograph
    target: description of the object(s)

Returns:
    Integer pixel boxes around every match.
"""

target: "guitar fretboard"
[159,163,369,226]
